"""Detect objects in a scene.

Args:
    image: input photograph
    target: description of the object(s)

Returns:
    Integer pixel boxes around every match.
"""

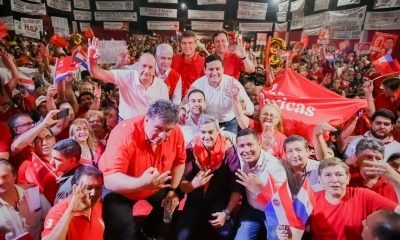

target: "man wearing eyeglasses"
[7,110,59,169]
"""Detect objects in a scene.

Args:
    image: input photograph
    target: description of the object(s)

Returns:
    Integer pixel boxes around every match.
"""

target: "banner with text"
[188,10,224,20]
[74,0,90,10]
[277,12,287,22]
[74,10,92,21]
[149,0,178,3]
[237,1,268,20]
[79,22,91,31]
[11,0,46,15]
[0,16,15,31]
[303,12,328,36]
[47,0,71,12]
[95,1,134,11]
[314,0,330,11]
[337,0,360,7]
[239,22,273,32]
[364,10,400,30]
[147,21,179,30]
[197,0,226,5]
[103,22,129,31]
[98,40,127,64]
[290,10,304,30]
[140,7,177,18]
[191,21,223,31]
[373,0,400,9]
[275,22,288,32]
[51,16,69,37]
[20,17,43,39]
[370,32,398,60]
[290,0,305,12]
[279,1,288,12]
[328,6,366,39]
[95,12,137,21]
[256,33,268,45]
[354,42,370,55]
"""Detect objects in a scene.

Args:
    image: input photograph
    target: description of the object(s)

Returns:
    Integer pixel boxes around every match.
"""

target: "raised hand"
[314,122,336,136]
[68,182,91,212]
[209,211,227,228]
[47,85,57,99]
[191,169,213,189]
[362,79,373,95]
[235,169,263,195]
[235,35,247,59]
[224,81,240,100]
[141,167,172,189]
[87,37,100,61]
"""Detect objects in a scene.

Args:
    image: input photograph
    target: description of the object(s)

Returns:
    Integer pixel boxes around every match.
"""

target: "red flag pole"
[371,71,400,82]
[265,36,272,69]
[32,152,57,178]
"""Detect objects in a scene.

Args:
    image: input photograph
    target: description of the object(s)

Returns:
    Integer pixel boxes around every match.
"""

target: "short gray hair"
[156,43,173,56]
[198,114,219,130]
[355,138,385,157]
[147,99,178,124]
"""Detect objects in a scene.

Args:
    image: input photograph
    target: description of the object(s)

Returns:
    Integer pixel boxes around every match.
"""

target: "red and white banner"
[259,69,367,144]
[256,33,268,46]
[370,32,398,60]
[74,10,92,21]
[239,22,273,32]
[47,0,71,12]
[188,10,224,20]
[149,0,178,3]
[95,1,134,11]
[54,56,80,83]
[197,0,226,5]
[103,22,129,31]
[95,12,137,21]
[147,21,179,30]
[11,0,46,15]
[328,6,366,39]
[237,1,268,20]
[317,27,330,45]
[191,21,223,31]
[354,42,370,55]
[373,0,400,9]
[20,18,43,39]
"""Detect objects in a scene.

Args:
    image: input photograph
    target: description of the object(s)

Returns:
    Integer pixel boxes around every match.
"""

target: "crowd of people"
[0,29,400,240]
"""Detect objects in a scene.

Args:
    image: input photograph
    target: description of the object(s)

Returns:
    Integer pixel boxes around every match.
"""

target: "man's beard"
[371,129,388,140]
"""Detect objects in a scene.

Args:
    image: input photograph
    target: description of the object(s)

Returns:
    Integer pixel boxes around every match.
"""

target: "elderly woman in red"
[278,157,399,240]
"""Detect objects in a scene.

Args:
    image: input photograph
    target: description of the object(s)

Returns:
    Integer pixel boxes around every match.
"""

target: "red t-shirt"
[42,197,104,240]
[99,116,186,200]
[248,118,286,159]
[349,166,399,203]
[310,187,397,240]
[9,145,33,170]
[374,93,400,116]
[222,52,244,80]
[0,121,11,155]
[171,53,205,96]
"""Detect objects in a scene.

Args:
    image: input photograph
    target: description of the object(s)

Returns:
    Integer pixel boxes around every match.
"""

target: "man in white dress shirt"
[189,54,254,134]
[87,37,169,120]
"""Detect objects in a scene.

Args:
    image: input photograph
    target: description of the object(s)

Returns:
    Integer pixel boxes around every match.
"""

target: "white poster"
[73,0,90,10]
[314,0,330,11]
[237,1,267,20]
[47,0,71,12]
[74,10,92,21]
[290,0,305,12]
[14,20,23,35]
[239,22,273,32]
[0,0,3,5]
[188,10,224,20]
[140,7,177,18]
[364,10,400,30]
[278,1,288,12]
[20,17,43,39]
[72,20,78,33]
[11,0,46,15]
[51,16,70,36]
[303,12,328,35]
[256,33,268,46]
[147,21,179,30]
[26,0,42,2]
[373,0,400,9]
[290,10,304,30]
[191,21,223,31]
[103,22,128,31]
[275,22,288,32]
[79,22,90,31]
[328,6,366,39]
[95,12,137,21]
[98,40,127,64]
[337,0,360,7]
[197,0,226,5]
[0,16,15,31]
[149,0,178,3]
[95,1,133,11]
[277,12,287,22]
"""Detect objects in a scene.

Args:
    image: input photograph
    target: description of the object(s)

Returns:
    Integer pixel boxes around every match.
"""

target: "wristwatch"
[222,209,231,220]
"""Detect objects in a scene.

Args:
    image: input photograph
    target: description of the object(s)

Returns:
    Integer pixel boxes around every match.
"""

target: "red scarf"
[193,133,226,170]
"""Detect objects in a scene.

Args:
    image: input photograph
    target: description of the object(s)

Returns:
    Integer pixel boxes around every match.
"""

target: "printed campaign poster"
[317,27,330,45]
[354,42,370,55]
[373,0,400,9]
[370,32,398,60]
[256,33,268,46]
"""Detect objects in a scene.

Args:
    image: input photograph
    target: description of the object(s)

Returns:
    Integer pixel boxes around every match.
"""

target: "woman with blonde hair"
[69,118,104,166]
[227,85,286,158]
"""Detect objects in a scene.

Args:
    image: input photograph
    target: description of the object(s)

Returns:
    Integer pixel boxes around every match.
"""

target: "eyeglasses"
[14,121,34,129]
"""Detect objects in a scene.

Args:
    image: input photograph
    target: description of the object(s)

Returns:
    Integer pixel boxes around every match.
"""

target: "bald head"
[137,53,156,82]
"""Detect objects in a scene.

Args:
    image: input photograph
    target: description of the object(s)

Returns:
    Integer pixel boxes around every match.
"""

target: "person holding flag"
[234,128,286,240]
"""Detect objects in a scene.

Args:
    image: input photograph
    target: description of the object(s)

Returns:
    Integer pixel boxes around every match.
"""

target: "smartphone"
[56,108,69,120]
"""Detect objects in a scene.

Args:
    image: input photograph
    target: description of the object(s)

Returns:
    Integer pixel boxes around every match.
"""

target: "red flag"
[54,56,80,83]
[259,69,368,145]
[28,153,56,191]
[84,28,95,38]
[49,33,70,49]
[0,22,8,39]
[373,54,400,76]
[256,173,278,206]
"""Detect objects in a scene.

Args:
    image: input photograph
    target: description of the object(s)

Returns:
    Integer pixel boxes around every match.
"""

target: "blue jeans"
[234,204,267,240]
[219,118,238,135]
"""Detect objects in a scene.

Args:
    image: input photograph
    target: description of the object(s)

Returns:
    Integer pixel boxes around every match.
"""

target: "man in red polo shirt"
[99,99,186,240]
[171,30,205,97]
[364,77,400,117]
[213,31,255,80]
[42,165,104,240]
[349,138,400,203]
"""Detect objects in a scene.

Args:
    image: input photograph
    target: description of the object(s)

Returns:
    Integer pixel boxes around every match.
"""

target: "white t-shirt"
[190,74,254,123]
[179,113,199,147]
[240,150,287,211]
[111,69,169,120]
[344,132,400,162]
